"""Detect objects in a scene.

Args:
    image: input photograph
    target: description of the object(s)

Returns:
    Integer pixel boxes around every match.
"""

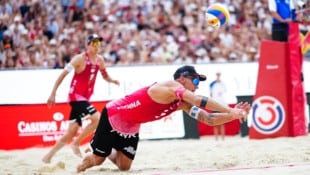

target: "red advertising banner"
[288,23,307,136]
[0,101,188,150]
[198,120,240,136]
[0,102,107,150]
[250,41,290,139]
[198,104,240,136]
[250,23,308,139]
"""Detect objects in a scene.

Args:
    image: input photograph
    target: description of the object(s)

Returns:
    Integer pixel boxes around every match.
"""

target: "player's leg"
[70,101,100,157]
[77,153,106,173]
[42,103,81,163]
[72,111,99,145]
[108,149,134,171]
[77,107,114,172]
[110,132,139,171]
[42,121,80,163]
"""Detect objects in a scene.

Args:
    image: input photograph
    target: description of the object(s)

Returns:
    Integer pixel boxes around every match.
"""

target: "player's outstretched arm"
[181,93,251,126]
[184,104,249,126]
[182,90,250,116]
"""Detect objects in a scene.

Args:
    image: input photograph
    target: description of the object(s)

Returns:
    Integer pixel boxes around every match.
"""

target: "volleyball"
[205,3,230,28]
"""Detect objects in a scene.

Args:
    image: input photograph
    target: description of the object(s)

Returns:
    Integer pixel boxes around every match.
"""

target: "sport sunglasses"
[181,72,200,86]
[90,40,102,47]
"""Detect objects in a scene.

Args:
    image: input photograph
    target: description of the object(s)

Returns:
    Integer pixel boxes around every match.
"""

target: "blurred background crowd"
[0,0,309,69]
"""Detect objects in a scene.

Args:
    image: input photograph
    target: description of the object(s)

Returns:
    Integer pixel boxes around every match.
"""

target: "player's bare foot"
[71,144,82,158]
[77,155,95,173]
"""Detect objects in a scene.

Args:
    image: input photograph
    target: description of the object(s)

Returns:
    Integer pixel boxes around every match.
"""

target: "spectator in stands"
[1,30,13,51]
[2,0,308,69]
[9,15,26,35]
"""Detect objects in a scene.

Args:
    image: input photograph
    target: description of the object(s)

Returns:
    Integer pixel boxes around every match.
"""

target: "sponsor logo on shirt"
[117,100,141,110]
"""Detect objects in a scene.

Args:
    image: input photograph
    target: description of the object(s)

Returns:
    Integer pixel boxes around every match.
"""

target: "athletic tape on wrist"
[64,63,74,72]
[189,106,201,119]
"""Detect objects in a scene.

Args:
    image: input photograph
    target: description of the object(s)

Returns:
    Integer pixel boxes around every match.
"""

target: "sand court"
[1,135,309,175]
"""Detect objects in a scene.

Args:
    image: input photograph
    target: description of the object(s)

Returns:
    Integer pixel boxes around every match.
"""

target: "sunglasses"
[184,76,200,86]
[90,40,101,47]
[181,71,201,86]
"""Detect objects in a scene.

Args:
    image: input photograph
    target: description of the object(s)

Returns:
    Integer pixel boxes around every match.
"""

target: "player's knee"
[118,164,131,171]
[117,160,132,171]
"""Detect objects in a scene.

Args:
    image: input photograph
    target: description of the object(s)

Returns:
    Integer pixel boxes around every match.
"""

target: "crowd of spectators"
[0,0,309,69]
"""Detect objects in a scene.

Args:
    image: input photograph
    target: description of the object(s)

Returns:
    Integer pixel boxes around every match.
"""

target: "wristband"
[189,106,201,119]
[100,68,108,77]
[199,96,208,107]
[64,63,74,72]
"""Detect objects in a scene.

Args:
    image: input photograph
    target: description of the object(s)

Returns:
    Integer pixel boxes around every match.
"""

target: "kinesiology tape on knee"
[189,106,201,119]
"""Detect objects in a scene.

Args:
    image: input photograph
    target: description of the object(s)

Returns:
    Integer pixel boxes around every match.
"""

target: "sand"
[1,135,310,175]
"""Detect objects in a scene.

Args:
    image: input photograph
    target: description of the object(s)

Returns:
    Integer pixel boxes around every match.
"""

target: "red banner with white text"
[0,102,107,150]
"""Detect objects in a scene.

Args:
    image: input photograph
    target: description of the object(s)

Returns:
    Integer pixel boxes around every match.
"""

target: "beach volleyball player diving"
[76,65,250,173]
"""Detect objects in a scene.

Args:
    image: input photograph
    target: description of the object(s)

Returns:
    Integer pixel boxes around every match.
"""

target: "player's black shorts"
[69,101,97,126]
[90,107,139,160]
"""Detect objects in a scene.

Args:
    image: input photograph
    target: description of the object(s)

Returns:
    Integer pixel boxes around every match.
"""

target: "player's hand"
[234,102,251,122]
[228,102,250,122]
[112,79,120,86]
[235,102,251,113]
[229,108,246,122]
[47,94,56,108]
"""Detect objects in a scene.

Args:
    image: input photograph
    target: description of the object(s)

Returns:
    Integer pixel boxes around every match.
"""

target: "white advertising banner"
[1,63,309,143]
[1,62,310,104]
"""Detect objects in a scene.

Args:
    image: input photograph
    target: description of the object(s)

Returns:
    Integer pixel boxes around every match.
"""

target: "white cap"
[49,39,57,45]
[85,22,94,29]
[14,16,21,22]
[211,47,220,54]
[3,30,12,36]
